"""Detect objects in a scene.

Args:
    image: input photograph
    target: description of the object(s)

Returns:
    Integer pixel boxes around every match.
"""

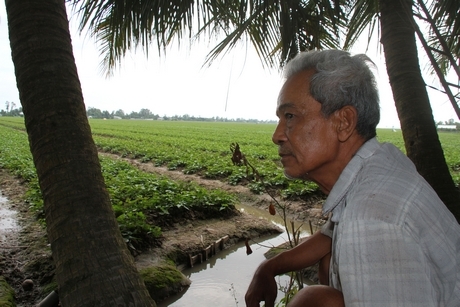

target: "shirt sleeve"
[336,220,436,307]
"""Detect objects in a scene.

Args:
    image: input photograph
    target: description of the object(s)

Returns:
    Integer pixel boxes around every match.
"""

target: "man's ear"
[335,106,358,142]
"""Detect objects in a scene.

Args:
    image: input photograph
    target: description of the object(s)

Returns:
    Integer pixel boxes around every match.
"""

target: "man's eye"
[285,113,294,119]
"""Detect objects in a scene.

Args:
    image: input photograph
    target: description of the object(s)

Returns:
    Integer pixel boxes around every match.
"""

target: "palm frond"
[420,0,460,72]
[343,0,379,50]
[70,0,216,75]
[69,0,347,74]
[204,0,346,69]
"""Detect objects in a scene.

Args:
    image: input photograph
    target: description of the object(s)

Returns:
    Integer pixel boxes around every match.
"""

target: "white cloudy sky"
[0,3,457,128]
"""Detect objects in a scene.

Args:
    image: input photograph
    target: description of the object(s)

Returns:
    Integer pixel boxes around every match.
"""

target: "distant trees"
[436,119,460,131]
[114,109,125,118]
[85,107,275,123]
[1,101,22,116]
[139,108,153,118]
[87,107,159,119]
[86,107,104,118]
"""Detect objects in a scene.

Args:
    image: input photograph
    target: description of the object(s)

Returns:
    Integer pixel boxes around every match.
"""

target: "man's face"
[272,70,340,189]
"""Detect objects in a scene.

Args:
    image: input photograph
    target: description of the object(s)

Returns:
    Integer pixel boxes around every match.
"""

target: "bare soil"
[0,168,54,307]
[0,155,326,306]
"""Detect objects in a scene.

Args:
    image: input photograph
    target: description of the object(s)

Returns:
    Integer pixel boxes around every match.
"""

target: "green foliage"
[0,120,45,219]
[276,281,299,307]
[377,129,460,187]
[1,117,459,250]
[281,181,319,199]
[0,124,36,181]
[0,119,236,249]
[101,156,235,220]
[0,277,15,307]
[87,119,318,197]
[2,117,459,193]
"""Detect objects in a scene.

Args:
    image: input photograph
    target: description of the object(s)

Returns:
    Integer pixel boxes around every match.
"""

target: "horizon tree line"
[85,106,276,123]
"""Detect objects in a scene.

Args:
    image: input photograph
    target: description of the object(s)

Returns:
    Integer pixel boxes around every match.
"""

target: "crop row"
[86,119,320,198]
[0,121,236,249]
[90,120,460,191]
[1,117,459,196]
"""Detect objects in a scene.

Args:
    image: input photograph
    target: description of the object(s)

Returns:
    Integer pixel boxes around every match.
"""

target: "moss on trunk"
[140,264,191,302]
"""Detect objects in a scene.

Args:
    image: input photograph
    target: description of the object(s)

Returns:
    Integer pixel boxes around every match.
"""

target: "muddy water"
[0,193,20,244]
[236,203,317,235]
[158,204,313,307]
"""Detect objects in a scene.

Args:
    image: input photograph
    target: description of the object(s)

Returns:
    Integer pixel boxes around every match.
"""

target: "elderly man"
[245,50,460,307]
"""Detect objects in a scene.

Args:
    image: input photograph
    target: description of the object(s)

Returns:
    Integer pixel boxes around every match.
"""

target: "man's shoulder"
[323,138,413,219]
[358,139,418,185]
[325,138,437,222]
[345,141,445,224]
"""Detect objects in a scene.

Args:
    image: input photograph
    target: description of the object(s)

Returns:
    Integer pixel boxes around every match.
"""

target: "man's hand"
[245,261,278,307]
[245,231,332,307]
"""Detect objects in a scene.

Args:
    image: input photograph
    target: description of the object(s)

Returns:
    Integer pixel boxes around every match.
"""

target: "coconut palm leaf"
[421,0,460,74]
[342,0,379,50]
[203,0,346,68]
[69,0,346,73]
[70,0,220,75]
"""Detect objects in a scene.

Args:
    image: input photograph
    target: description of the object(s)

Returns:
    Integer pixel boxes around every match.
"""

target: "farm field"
[1,117,459,189]
[81,118,460,187]
[0,116,459,245]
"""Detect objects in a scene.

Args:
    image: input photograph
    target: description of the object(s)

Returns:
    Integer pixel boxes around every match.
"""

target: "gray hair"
[283,49,380,140]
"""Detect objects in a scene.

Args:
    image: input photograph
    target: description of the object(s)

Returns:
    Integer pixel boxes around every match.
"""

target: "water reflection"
[158,234,288,307]
[158,203,314,307]
[0,194,20,242]
[236,203,313,236]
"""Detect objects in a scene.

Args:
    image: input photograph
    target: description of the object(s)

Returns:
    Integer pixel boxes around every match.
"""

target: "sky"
[0,3,457,128]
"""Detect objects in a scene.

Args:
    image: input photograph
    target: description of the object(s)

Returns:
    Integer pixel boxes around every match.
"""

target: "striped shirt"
[322,138,460,306]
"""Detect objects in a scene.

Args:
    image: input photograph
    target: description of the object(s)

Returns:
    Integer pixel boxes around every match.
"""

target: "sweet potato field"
[0,117,458,248]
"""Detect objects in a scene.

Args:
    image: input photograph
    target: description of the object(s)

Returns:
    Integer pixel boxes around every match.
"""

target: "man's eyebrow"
[277,102,296,111]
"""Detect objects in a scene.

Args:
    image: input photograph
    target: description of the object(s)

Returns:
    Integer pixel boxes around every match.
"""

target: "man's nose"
[272,123,286,145]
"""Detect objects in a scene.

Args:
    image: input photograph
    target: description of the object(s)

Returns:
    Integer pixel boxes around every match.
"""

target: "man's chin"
[283,170,301,180]
[283,170,311,181]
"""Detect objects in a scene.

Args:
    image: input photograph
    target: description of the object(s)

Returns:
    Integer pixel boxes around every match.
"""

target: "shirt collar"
[322,137,380,222]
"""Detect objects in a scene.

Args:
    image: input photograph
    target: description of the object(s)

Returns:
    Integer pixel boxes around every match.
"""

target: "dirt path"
[0,168,53,307]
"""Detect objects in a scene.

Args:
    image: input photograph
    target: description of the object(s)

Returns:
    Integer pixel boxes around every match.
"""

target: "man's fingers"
[244,297,261,307]
[245,295,276,307]
[245,300,275,307]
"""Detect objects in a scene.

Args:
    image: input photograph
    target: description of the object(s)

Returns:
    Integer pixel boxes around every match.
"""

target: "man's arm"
[245,230,332,307]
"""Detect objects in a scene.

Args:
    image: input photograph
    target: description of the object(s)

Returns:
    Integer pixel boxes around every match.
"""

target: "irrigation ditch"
[0,152,326,306]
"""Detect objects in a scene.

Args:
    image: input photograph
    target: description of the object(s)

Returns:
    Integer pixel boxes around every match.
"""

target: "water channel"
[0,193,20,244]
[158,203,313,307]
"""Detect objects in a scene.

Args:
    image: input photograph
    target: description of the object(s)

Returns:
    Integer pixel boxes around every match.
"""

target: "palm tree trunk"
[379,0,460,221]
[5,0,156,305]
